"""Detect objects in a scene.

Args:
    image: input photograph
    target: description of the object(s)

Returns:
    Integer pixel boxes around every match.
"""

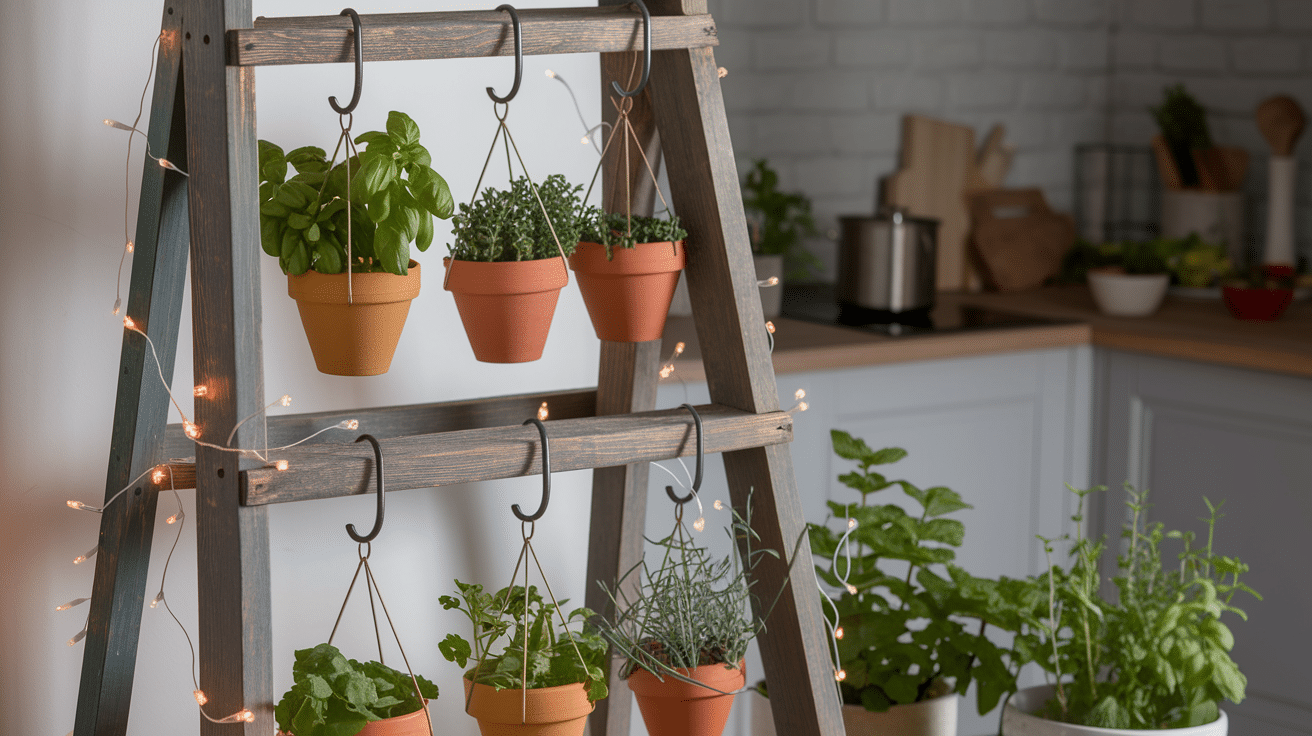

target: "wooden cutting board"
[970,188,1074,291]
[884,115,990,291]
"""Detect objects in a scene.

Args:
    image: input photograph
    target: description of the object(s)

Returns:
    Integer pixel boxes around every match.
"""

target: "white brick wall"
[709,0,1312,274]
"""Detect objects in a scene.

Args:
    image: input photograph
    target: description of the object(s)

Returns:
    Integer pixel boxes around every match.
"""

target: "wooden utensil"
[1152,135,1183,190]
[977,124,1015,188]
[969,188,1075,291]
[1256,95,1306,155]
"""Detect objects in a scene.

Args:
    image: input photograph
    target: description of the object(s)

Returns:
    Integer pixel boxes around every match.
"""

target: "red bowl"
[1222,286,1294,321]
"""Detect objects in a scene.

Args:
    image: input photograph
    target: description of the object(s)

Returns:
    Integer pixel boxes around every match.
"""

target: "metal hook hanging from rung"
[611,0,651,98]
[666,404,704,505]
[329,8,364,114]
[515,418,551,521]
[487,5,523,104]
[347,434,386,543]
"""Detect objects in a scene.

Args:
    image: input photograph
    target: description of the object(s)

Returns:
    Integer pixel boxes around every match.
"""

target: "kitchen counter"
[661,285,1312,382]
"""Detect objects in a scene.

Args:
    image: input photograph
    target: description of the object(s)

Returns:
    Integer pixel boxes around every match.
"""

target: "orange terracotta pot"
[275,702,433,736]
[287,261,420,376]
[569,240,686,342]
[626,660,745,736]
[443,257,568,363]
[462,678,593,736]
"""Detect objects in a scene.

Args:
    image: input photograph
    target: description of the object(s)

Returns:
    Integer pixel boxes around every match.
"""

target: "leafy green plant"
[578,206,688,259]
[1062,239,1179,281]
[447,175,585,262]
[273,643,438,736]
[258,111,454,276]
[808,431,1038,715]
[1017,485,1259,729]
[741,159,821,279]
[438,581,609,702]
[1151,85,1213,188]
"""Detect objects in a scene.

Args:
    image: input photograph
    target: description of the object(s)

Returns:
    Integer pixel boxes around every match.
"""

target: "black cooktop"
[781,284,1070,337]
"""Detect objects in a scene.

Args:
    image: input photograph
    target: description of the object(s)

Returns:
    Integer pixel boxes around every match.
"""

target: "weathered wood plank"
[73,7,189,735]
[162,388,597,459]
[240,405,791,506]
[183,0,273,732]
[228,7,717,67]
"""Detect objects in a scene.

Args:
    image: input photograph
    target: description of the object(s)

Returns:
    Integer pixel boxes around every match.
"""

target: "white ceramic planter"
[1087,271,1170,317]
[750,689,957,736]
[1002,685,1228,736]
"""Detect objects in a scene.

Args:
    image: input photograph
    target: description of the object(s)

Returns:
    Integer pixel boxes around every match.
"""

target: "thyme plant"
[447,175,585,262]
[578,206,688,259]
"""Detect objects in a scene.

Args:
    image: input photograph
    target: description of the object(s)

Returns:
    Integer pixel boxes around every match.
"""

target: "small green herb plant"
[1062,235,1234,285]
[1017,485,1258,730]
[808,431,1037,715]
[273,642,438,736]
[447,175,585,262]
[741,159,821,279]
[438,581,609,702]
[578,206,688,259]
[1151,85,1213,188]
[258,111,454,277]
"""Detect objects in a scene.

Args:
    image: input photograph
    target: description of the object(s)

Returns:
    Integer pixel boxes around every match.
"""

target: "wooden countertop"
[660,285,1312,383]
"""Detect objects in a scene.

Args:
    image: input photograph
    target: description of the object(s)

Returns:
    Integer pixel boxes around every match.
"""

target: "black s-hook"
[515,418,551,521]
[666,404,704,505]
[347,434,386,543]
[329,8,364,114]
[611,0,651,98]
[487,5,523,104]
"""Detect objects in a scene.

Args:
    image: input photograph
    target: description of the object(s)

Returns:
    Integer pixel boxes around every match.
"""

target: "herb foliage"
[438,581,609,702]
[741,159,822,279]
[258,111,453,277]
[273,642,438,736]
[447,175,585,262]
[1151,85,1213,188]
[578,207,688,259]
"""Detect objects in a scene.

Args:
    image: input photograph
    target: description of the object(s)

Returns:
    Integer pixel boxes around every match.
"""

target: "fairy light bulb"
[183,421,200,439]
[193,690,208,706]
[103,118,136,132]
[717,66,728,78]
[73,545,98,565]
[112,298,121,316]
[847,517,857,529]
[279,394,292,407]
[834,626,844,640]
[56,597,90,612]
[693,517,705,532]
[794,388,806,401]
[537,402,549,421]
[845,583,858,595]
[766,321,776,334]
[152,468,166,484]
[580,136,590,145]
[759,276,779,287]
[344,419,359,430]
[798,401,809,412]
[123,316,136,330]
[835,669,847,682]
[67,500,84,510]
[275,459,289,471]
[659,366,674,379]
[545,69,557,78]
[150,591,164,608]
[674,341,685,356]
[713,499,724,510]
[125,241,135,254]
[68,627,88,646]
[193,384,208,398]
[166,510,183,525]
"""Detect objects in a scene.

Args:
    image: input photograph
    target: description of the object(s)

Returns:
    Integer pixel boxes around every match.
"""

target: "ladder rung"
[228,6,719,67]
[220,404,791,506]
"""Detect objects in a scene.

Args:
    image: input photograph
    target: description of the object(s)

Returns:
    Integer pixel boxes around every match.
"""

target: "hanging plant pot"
[1002,685,1229,735]
[443,257,568,363]
[462,679,593,736]
[569,240,686,342]
[276,705,433,736]
[626,661,745,736]
[287,261,421,376]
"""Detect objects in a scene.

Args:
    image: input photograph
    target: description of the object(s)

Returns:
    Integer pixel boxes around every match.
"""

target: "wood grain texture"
[183,0,273,732]
[241,404,790,505]
[228,7,717,66]
[161,388,597,460]
[74,9,189,734]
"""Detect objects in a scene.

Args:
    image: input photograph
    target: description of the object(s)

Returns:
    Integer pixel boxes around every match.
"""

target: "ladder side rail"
[74,8,192,734]
[649,44,846,736]
[182,0,273,733]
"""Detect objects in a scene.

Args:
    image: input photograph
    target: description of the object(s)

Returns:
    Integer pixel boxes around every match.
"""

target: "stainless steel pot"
[838,210,938,314]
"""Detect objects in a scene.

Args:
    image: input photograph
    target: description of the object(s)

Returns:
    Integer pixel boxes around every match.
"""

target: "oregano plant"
[578,206,688,259]
[447,175,585,262]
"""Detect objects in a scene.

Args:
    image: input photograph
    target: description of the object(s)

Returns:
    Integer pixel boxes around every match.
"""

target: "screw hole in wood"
[217,468,225,478]
[203,34,210,44]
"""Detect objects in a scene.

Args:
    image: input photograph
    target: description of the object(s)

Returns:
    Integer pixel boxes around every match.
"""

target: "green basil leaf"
[314,242,343,274]
[372,224,405,275]
[403,143,431,168]
[356,154,396,200]
[260,200,291,218]
[305,223,321,242]
[415,210,433,252]
[386,110,420,147]
[276,184,308,209]
[367,188,391,225]
[288,212,312,230]
[407,166,454,219]
[260,219,282,257]
[284,242,310,275]
[280,227,300,259]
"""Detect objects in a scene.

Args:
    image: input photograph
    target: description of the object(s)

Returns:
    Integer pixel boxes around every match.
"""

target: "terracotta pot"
[1222,285,1294,321]
[626,660,746,736]
[275,702,433,736]
[751,685,957,736]
[443,257,568,363]
[569,240,686,342]
[1002,684,1228,735]
[462,678,593,736]
[287,261,420,376]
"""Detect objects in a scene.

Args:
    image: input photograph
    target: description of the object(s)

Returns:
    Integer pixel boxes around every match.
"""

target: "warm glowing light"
[538,402,549,421]
[765,321,775,334]
[693,517,706,532]
[717,66,728,78]
[659,366,674,379]
[581,136,590,145]
[279,394,292,407]
[545,69,557,78]
[798,401,809,412]
[835,669,847,682]
[713,499,724,510]
[193,385,208,398]
[847,517,857,529]
[794,388,806,400]
[344,419,359,430]
[166,511,183,525]
[150,591,164,609]
[123,316,136,330]
[73,546,97,564]
[275,459,289,472]
[194,690,208,706]
[67,500,84,510]
[56,598,90,612]
[834,626,845,640]
[68,628,87,647]
[183,421,200,439]
[103,118,135,132]
[674,341,686,356]
[125,241,135,253]
[112,299,121,316]
[152,468,166,484]
[845,583,858,595]
[760,276,779,287]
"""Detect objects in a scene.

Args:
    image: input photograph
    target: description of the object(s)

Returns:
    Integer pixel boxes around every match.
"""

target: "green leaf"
[367,188,391,225]
[286,145,329,174]
[306,222,321,243]
[260,200,291,218]
[285,242,310,275]
[831,430,875,462]
[416,209,434,252]
[288,212,312,230]
[915,486,973,518]
[357,154,397,199]
[260,219,282,257]
[407,166,454,219]
[386,110,421,147]
[403,143,432,168]
[373,224,405,275]
[315,242,343,274]
[280,227,301,259]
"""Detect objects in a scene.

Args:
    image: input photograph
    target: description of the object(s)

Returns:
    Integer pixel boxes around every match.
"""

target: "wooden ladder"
[73,1,842,734]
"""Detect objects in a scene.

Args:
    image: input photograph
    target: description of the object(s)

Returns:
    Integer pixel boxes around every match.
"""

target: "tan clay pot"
[275,702,433,736]
[462,678,593,736]
[626,660,745,736]
[287,261,420,376]
[569,240,686,342]
[443,257,568,363]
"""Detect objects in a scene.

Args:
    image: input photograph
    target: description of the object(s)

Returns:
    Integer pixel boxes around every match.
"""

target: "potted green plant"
[1062,240,1173,317]
[1002,485,1258,735]
[797,430,1034,736]
[274,642,439,736]
[258,111,453,376]
[741,159,821,318]
[594,497,796,736]
[438,581,608,735]
[570,207,688,342]
[443,174,584,363]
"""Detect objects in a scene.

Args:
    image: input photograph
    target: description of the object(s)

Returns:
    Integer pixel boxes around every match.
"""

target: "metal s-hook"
[347,434,386,543]
[665,404,704,505]
[329,8,364,114]
[611,0,651,98]
[487,5,523,104]
[515,418,551,521]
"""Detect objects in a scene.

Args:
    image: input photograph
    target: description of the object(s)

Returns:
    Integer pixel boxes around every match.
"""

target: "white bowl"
[1087,271,1169,317]
[1002,685,1228,735]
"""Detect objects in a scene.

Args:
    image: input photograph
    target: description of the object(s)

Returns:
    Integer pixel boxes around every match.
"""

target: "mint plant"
[578,206,688,259]
[1017,485,1259,729]
[809,430,1037,715]
[447,175,585,262]
[741,159,821,279]
[258,110,453,276]
[273,643,437,736]
[438,581,608,702]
